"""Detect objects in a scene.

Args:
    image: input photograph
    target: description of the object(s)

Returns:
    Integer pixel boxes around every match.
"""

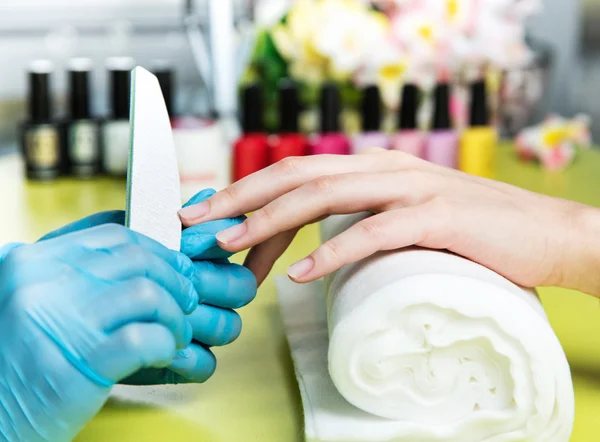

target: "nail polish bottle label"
[69,120,100,176]
[102,120,130,175]
[24,125,61,179]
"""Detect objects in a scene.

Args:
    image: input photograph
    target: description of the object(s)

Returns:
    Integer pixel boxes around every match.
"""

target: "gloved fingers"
[90,278,192,350]
[243,228,299,287]
[167,344,217,383]
[191,261,257,309]
[121,343,217,385]
[88,323,177,384]
[32,224,195,279]
[188,304,242,346]
[182,188,217,208]
[119,368,193,385]
[72,243,198,314]
[38,211,126,242]
[181,218,246,260]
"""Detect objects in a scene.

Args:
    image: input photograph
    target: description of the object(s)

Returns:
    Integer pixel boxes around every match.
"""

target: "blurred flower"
[515,114,591,171]
[260,0,541,110]
[357,38,408,108]
[314,1,388,78]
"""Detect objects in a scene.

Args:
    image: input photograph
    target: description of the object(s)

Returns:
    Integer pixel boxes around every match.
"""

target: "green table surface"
[1,146,600,441]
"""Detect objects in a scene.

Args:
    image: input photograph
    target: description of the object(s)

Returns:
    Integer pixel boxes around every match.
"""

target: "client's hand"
[178,149,600,296]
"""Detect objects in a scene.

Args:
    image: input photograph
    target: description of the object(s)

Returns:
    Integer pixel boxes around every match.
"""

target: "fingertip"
[178,202,210,226]
[286,256,315,281]
[215,223,247,247]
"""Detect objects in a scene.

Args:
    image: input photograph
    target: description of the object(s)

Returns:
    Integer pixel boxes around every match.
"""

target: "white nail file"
[125,66,182,251]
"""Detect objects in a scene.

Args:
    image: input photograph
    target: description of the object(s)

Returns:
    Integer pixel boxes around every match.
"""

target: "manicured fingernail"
[216,223,247,245]
[178,202,209,222]
[287,257,314,280]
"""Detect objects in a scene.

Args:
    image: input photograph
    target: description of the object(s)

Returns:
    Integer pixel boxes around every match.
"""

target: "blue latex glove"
[127,189,257,385]
[0,224,201,441]
[24,192,257,386]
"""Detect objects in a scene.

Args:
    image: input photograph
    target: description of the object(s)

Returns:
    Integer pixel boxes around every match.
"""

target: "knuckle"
[320,239,343,264]
[312,175,338,194]
[222,185,238,203]
[276,156,303,175]
[427,195,452,215]
[356,218,384,241]
[255,204,275,223]
[121,324,145,348]
[133,278,162,305]
[389,150,420,166]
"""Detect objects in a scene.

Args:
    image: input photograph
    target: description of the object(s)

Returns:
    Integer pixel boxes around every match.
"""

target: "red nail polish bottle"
[269,79,308,164]
[233,83,269,181]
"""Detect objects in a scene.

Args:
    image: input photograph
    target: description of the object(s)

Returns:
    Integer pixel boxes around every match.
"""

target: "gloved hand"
[0,224,200,442]
[127,189,257,385]
[10,189,257,387]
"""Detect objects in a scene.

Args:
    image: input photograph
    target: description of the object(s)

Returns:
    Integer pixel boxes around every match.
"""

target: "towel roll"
[319,213,574,441]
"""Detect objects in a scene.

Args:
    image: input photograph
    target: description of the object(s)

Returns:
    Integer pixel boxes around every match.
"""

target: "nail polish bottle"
[21,60,62,181]
[65,58,101,178]
[390,83,425,157]
[101,57,134,177]
[233,83,269,181]
[352,85,389,153]
[311,82,350,155]
[269,79,308,164]
[459,79,497,178]
[425,83,458,168]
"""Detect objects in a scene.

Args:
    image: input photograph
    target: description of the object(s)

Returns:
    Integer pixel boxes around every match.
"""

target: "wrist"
[557,202,600,296]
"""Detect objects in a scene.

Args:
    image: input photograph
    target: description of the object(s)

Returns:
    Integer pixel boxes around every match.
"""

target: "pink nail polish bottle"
[425,83,458,168]
[310,82,350,155]
[390,83,425,157]
[352,85,389,153]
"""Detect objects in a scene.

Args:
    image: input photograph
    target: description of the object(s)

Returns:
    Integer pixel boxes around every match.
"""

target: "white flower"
[313,1,388,77]
[357,38,408,108]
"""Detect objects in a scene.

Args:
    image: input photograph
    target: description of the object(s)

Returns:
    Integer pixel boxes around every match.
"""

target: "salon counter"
[0,147,600,441]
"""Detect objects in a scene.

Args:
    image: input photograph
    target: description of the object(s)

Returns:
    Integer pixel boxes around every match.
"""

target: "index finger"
[178,153,410,227]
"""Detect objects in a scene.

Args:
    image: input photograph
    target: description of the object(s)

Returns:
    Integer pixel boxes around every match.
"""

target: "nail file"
[125,66,182,251]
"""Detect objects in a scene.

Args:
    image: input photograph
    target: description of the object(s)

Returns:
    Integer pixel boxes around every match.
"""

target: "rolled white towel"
[276,213,574,442]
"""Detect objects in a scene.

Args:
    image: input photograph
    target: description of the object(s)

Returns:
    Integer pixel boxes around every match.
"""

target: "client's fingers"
[178,153,417,226]
[286,206,446,282]
[215,172,433,252]
[243,229,299,286]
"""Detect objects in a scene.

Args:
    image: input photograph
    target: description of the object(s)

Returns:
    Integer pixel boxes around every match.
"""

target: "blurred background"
[0,0,594,209]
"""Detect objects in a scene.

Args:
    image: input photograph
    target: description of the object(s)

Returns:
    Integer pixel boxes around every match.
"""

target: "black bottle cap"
[398,83,418,130]
[28,60,54,123]
[279,79,300,133]
[469,80,489,127]
[153,61,174,118]
[241,83,264,133]
[68,58,92,119]
[361,85,381,132]
[106,57,134,120]
[320,82,341,133]
[432,83,451,130]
